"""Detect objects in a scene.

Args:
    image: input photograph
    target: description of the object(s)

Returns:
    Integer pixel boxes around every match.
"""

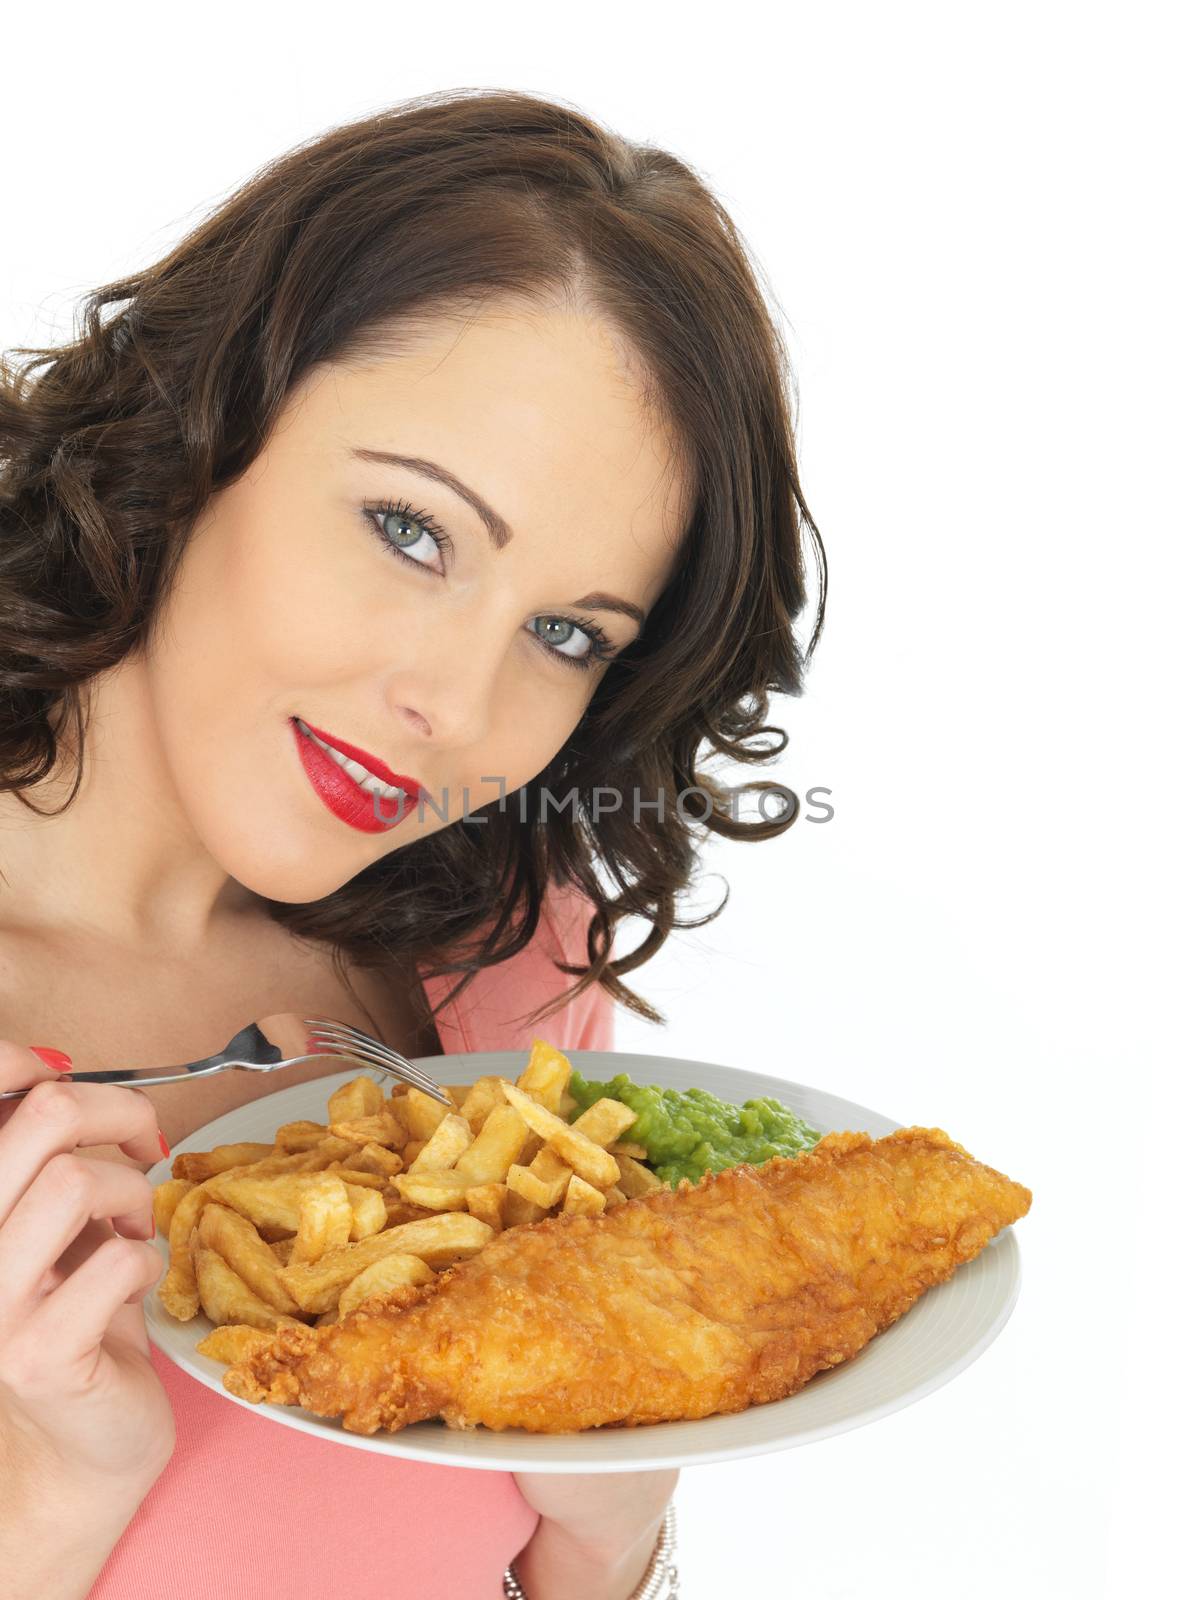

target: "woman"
[0,88,824,1598]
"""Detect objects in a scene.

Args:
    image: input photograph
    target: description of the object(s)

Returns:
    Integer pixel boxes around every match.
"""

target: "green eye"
[526,614,613,672]
[364,498,449,566]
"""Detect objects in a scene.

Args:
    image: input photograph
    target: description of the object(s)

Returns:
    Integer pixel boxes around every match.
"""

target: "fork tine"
[306,1026,423,1077]
[307,1029,419,1081]
[310,1017,401,1052]
[311,1016,418,1057]
[304,1019,440,1083]
[309,1037,450,1106]
[302,1016,450,1101]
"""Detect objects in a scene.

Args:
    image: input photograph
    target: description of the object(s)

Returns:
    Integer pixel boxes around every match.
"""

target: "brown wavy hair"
[0,87,826,1031]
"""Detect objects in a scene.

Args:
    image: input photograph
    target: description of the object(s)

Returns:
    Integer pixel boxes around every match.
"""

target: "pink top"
[89,884,614,1600]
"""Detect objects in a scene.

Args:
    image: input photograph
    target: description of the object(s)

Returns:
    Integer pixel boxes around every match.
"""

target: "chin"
[215,859,339,907]
[189,804,375,907]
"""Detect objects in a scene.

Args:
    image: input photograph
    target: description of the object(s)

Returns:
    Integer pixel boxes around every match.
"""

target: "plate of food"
[144,1044,1032,1472]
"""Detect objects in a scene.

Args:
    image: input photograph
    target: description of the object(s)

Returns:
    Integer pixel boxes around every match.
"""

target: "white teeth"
[297,720,403,800]
[348,758,376,784]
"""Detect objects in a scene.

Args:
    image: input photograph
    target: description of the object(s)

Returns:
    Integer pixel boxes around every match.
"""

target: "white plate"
[145,1049,1024,1473]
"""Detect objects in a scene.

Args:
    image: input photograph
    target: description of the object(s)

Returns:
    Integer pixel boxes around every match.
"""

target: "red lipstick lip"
[292,717,423,799]
[290,718,423,835]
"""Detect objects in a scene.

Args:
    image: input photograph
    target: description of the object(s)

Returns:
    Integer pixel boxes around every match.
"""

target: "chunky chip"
[328,1113,403,1150]
[172,1142,277,1182]
[152,1177,195,1239]
[272,1120,329,1153]
[399,1086,451,1142]
[453,1104,529,1185]
[326,1075,384,1123]
[192,1246,308,1332]
[391,1170,478,1211]
[407,1112,472,1173]
[337,1252,436,1318]
[196,1201,300,1314]
[343,1182,387,1239]
[278,1213,494,1313]
[499,1082,621,1190]
[196,1323,278,1364]
[516,1037,573,1112]
[288,1173,354,1265]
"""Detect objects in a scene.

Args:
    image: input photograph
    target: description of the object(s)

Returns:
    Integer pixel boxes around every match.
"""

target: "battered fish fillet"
[223,1127,1032,1434]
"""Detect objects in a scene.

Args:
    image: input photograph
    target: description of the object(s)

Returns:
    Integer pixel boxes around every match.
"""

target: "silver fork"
[0,1011,453,1106]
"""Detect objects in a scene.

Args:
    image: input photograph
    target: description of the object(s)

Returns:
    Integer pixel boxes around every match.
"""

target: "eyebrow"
[348,446,647,633]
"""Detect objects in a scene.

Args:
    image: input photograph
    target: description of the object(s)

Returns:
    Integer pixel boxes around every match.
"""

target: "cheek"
[186,491,399,710]
[143,497,357,788]
[473,673,592,794]
[228,511,364,693]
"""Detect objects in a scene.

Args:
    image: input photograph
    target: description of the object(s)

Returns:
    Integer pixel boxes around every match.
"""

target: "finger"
[53,1214,122,1280]
[107,1295,153,1356]
[0,1079,162,1227]
[0,1045,163,1169]
[40,1215,153,1299]
[0,1039,76,1113]
[51,1182,157,1248]
[2,1235,163,1389]
[59,1198,154,1251]
[0,1153,155,1318]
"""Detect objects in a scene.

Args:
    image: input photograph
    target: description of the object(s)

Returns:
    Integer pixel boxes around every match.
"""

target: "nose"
[381,586,527,753]
[383,651,495,754]
[392,705,433,740]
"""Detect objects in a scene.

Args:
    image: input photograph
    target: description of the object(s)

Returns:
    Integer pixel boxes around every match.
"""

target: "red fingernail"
[158,1130,171,1159]
[30,1046,73,1072]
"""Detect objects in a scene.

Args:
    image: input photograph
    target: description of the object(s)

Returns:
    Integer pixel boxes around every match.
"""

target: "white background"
[4,4,1194,1595]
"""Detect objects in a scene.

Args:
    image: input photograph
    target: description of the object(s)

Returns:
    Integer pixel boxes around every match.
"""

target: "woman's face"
[141,295,690,903]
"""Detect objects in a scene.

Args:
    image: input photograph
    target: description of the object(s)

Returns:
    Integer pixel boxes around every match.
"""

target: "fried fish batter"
[223,1127,1032,1434]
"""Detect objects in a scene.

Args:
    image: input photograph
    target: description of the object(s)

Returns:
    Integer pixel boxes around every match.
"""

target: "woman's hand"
[0,1042,175,1499]
[511,1468,679,1600]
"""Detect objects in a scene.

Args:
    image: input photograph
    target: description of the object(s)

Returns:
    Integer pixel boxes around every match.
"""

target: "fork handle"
[0,1059,239,1099]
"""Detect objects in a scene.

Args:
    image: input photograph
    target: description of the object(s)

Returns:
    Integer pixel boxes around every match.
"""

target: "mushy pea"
[566,1070,822,1188]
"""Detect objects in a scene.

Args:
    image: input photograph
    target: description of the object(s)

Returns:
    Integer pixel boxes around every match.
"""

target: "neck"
[0,662,258,954]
